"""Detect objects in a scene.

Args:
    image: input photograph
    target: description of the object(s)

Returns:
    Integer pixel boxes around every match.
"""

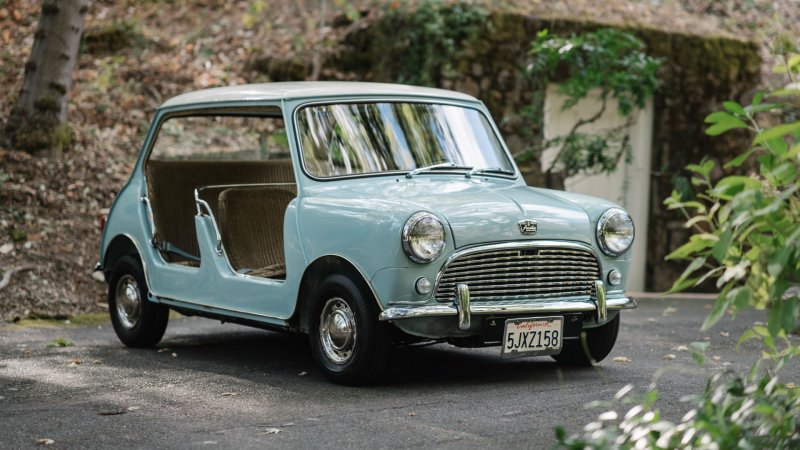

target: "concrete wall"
[543,84,653,291]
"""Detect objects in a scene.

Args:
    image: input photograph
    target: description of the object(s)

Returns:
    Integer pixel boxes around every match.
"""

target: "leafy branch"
[524,28,662,189]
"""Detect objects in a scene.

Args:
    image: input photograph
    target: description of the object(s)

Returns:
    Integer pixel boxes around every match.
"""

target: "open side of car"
[99,82,636,385]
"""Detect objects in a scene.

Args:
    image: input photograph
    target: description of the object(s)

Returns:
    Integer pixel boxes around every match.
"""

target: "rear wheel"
[108,255,169,347]
[552,314,620,366]
[309,274,389,385]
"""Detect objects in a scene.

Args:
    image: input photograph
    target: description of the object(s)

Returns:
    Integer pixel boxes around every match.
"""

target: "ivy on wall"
[525,28,662,189]
[375,0,487,86]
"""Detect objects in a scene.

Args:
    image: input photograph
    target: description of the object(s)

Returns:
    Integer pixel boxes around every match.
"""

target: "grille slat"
[442,262,599,275]
[435,246,600,301]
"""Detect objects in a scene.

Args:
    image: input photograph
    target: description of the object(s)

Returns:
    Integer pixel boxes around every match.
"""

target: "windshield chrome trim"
[291,98,519,182]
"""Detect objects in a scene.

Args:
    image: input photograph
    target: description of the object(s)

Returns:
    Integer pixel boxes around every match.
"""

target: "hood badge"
[518,220,538,235]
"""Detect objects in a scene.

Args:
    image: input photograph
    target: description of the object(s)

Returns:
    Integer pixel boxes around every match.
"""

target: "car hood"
[311,177,593,248]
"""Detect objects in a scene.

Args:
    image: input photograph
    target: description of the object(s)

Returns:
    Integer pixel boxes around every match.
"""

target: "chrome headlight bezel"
[402,212,446,264]
[596,208,635,257]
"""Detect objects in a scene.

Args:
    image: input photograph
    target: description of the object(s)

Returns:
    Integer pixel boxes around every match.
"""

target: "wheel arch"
[290,255,380,333]
[103,234,144,282]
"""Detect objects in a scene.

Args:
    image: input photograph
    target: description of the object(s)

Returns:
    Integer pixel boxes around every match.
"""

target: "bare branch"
[0,265,37,292]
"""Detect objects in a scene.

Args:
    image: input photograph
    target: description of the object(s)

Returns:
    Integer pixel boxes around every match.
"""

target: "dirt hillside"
[0,0,797,321]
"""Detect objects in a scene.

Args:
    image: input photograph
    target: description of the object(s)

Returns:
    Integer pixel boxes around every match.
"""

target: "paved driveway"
[0,297,794,449]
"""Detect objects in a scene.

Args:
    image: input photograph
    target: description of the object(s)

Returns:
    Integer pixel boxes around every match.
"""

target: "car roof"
[160,81,480,109]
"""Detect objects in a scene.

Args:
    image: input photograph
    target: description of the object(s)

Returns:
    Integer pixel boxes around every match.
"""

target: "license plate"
[501,316,563,358]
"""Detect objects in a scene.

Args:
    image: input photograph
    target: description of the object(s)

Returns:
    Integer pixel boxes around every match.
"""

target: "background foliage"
[524,28,662,188]
[555,53,800,448]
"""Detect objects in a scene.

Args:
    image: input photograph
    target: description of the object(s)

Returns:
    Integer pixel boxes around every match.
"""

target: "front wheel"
[552,314,620,366]
[108,255,169,347]
[309,274,389,385]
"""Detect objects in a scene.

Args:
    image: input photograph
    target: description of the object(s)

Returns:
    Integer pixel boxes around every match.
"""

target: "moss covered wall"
[292,9,761,291]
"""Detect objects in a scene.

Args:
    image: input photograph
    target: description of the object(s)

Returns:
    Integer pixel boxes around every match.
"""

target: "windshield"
[296,102,515,178]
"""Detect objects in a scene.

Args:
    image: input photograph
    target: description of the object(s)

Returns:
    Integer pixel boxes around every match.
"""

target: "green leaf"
[666,257,706,294]
[745,102,781,114]
[723,101,745,115]
[732,287,752,310]
[782,297,798,336]
[753,121,800,144]
[706,117,749,136]
[770,88,800,98]
[768,247,791,277]
[767,301,783,338]
[705,111,735,123]
[752,91,764,105]
[714,176,762,196]
[554,426,566,441]
[703,293,731,331]
[690,341,710,366]
[710,229,732,263]
[666,239,710,260]
[737,328,757,349]
[723,148,757,169]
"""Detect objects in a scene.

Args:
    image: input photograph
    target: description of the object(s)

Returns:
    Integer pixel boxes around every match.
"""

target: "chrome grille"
[435,246,601,301]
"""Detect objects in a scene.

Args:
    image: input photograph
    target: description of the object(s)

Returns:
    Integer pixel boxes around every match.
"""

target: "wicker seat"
[217,187,295,279]
[145,160,295,263]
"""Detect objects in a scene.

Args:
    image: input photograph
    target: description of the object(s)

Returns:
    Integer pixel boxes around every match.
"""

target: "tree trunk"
[4,0,89,158]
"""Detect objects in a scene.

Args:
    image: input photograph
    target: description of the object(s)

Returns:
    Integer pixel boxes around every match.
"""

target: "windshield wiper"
[406,162,473,178]
[465,167,516,178]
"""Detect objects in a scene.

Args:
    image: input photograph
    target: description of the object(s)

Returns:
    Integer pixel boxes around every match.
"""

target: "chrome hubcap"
[319,297,356,365]
[115,274,141,329]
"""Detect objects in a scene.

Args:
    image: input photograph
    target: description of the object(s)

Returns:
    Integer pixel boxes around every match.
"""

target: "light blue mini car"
[98,82,636,384]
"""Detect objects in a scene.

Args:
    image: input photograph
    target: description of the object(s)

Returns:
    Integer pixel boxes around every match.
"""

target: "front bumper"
[378,281,636,329]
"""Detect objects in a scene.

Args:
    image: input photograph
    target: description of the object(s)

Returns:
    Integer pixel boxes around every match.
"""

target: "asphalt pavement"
[1,296,796,449]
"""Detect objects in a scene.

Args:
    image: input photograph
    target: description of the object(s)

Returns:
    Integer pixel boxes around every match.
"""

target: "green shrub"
[555,52,800,449]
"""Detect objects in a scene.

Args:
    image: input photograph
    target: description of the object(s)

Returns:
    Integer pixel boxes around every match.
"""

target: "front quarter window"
[296,102,514,178]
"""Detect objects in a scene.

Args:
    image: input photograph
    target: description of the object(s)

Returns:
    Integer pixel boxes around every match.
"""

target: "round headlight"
[596,208,635,256]
[402,212,446,263]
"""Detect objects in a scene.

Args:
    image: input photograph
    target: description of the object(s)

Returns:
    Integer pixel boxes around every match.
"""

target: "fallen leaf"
[36,439,54,445]
[662,306,677,316]
[787,383,797,389]
[67,359,81,366]
[613,356,631,363]
[128,406,140,411]
[662,354,676,360]
[221,392,238,397]
[712,355,721,361]
[171,353,177,357]
[719,331,730,337]
[298,371,308,376]
[673,345,689,352]
[262,428,281,435]
[0,243,13,254]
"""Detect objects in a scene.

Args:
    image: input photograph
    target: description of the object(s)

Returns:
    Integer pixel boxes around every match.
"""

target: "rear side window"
[149,112,289,161]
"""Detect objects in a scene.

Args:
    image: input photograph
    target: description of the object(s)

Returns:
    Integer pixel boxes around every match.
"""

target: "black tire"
[108,255,169,348]
[552,314,620,366]
[309,274,389,385]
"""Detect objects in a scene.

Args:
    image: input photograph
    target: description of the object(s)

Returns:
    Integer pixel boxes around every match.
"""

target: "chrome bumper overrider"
[378,281,636,325]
